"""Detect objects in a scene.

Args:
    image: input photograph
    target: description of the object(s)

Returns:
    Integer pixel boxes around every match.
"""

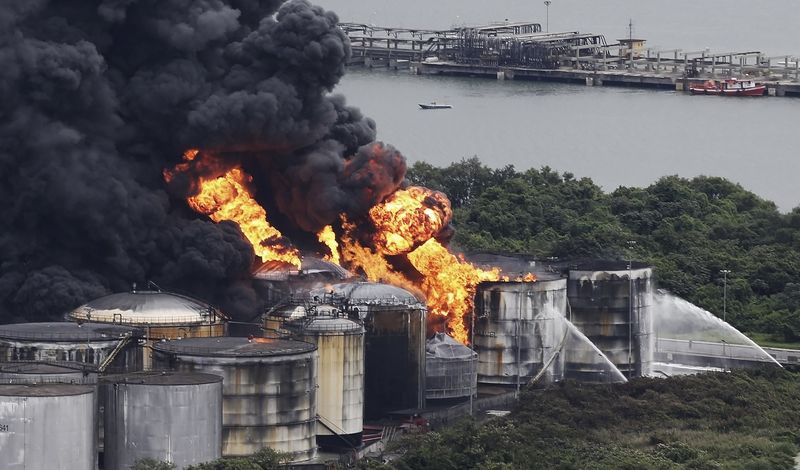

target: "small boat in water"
[689,78,766,96]
[419,101,452,109]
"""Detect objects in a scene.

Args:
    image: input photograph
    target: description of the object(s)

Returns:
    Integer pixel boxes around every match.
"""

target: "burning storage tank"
[425,332,477,401]
[0,383,96,470]
[312,282,426,419]
[567,261,654,378]
[0,361,97,385]
[0,322,143,373]
[473,277,568,387]
[102,371,223,470]
[284,315,364,448]
[254,256,354,310]
[152,337,317,461]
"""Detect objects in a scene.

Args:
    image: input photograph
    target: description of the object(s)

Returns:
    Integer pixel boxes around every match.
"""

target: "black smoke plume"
[0,0,405,323]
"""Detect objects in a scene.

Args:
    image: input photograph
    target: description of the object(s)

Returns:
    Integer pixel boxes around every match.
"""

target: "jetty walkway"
[340,22,800,97]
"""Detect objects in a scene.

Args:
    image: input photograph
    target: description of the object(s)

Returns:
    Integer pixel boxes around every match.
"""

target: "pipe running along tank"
[567,261,654,378]
[0,384,96,470]
[0,322,143,373]
[473,278,568,387]
[101,371,223,469]
[285,315,364,449]
[311,282,427,419]
[152,337,317,461]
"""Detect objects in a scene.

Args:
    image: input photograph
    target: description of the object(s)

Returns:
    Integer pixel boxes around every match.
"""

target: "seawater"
[317,0,800,212]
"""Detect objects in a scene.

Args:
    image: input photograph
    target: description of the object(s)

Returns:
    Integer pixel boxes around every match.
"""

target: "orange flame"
[167,150,301,268]
[368,186,452,255]
[407,239,501,344]
[317,225,340,265]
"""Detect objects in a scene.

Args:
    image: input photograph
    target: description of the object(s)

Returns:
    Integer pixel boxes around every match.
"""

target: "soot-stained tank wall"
[0,322,143,373]
[362,303,426,418]
[315,282,426,420]
[152,337,317,461]
[474,278,568,386]
[102,371,223,469]
[0,384,96,470]
[567,262,653,377]
[286,316,364,448]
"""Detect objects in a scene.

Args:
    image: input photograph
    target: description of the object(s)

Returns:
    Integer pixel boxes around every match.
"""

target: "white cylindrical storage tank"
[152,337,317,461]
[0,322,143,373]
[286,316,364,449]
[68,290,228,369]
[425,332,477,401]
[474,278,568,386]
[0,384,96,470]
[101,371,223,470]
[0,361,97,384]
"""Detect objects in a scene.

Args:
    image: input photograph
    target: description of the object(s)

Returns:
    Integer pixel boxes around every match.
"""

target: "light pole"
[544,1,551,33]
[720,269,731,322]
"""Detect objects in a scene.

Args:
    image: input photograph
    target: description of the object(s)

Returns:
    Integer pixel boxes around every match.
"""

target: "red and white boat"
[689,78,766,96]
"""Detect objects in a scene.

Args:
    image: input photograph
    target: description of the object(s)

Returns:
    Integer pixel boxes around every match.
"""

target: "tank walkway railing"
[71,314,223,327]
[0,359,99,373]
[0,329,139,341]
[287,319,364,333]
[152,342,316,357]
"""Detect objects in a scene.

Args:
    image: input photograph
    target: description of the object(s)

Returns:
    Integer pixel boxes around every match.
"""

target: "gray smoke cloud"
[0,0,405,323]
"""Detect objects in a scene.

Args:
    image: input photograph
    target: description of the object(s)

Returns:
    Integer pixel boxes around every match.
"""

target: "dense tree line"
[357,368,799,470]
[408,158,800,341]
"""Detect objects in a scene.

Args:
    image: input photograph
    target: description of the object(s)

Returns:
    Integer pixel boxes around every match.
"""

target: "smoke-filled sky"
[0,0,406,322]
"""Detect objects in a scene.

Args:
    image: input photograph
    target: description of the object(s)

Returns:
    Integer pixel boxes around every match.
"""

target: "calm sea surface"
[317,1,800,211]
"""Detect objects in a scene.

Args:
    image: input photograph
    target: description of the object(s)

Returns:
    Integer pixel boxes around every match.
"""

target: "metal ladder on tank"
[98,333,132,373]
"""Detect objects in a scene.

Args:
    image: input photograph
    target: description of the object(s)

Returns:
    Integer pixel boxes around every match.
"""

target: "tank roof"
[426,332,477,360]
[289,316,363,334]
[69,290,225,326]
[477,277,566,292]
[253,256,353,281]
[100,370,222,386]
[312,282,424,307]
[0,322,141,341]
[152,336,316,357]
[568,260,651,272]
[0,383,94,397]
[0,361,97,375]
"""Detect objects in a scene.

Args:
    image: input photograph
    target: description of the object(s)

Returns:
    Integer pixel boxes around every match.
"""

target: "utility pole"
[626,240,637,377]
[544,1,551,33]
[720,269,731,322]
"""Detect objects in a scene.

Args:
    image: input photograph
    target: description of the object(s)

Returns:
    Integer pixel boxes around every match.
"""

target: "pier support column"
[364,56,373,68]
[497,71,506,80]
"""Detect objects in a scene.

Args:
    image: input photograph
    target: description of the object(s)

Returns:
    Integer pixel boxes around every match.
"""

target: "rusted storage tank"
[314,282,426,419]
[473,278,568,386]
[152,337,317,461]
[0,322,142,373]
[425,332,477,401]
[0,383,96,470]
[567,261,654,378]
[285,315,364,448]
[102,371,223,470]
[0,361,97,385]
